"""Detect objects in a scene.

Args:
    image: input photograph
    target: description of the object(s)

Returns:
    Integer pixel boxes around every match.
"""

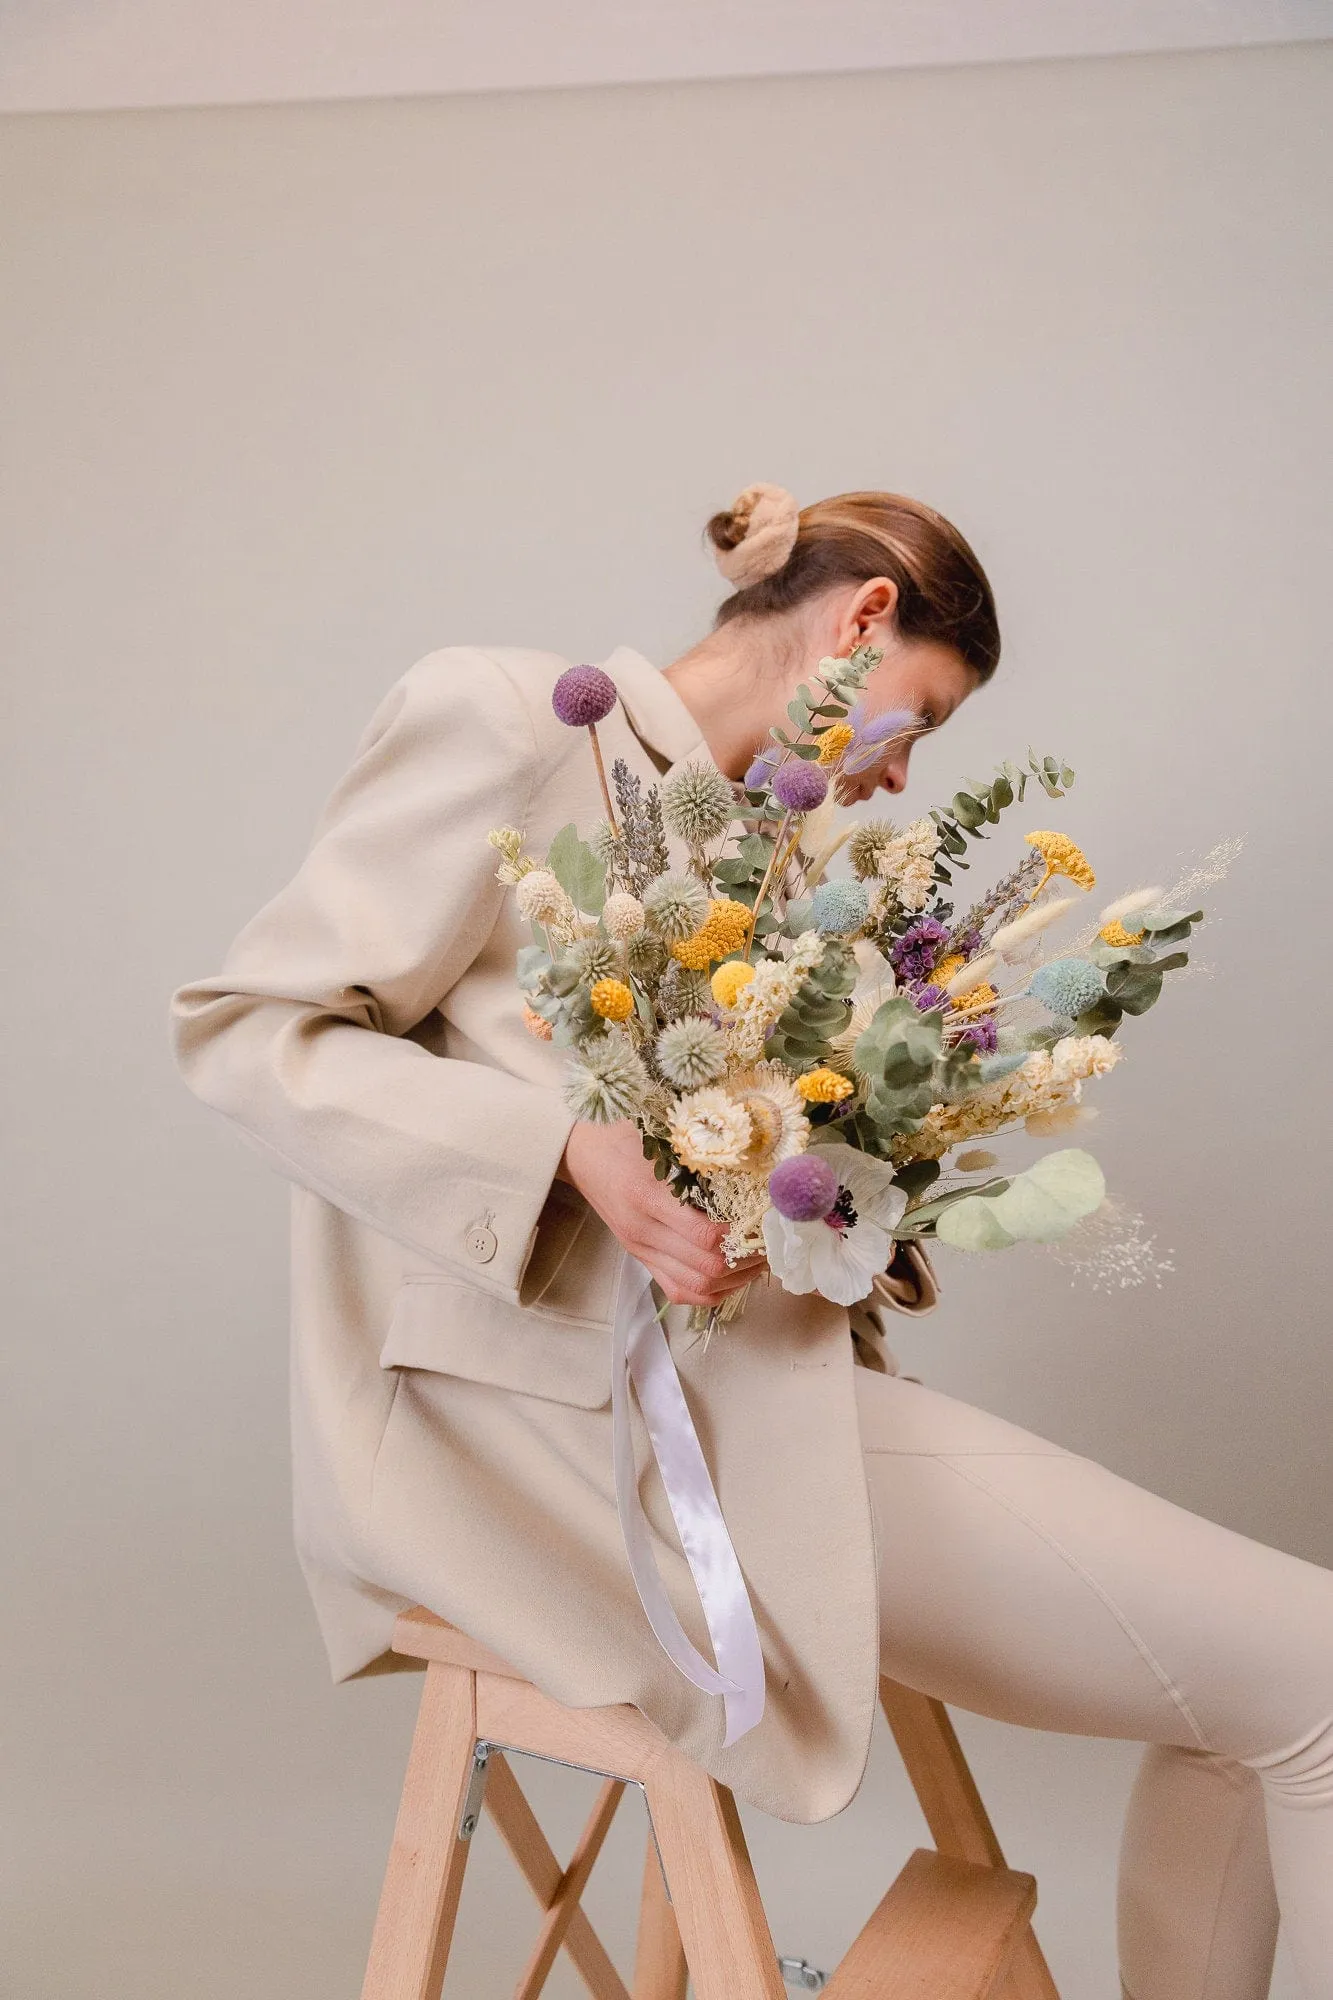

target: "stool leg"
[361,1661,479,2000]
[633,1834,687,2000]
[645,1752,785,2000]
[879,1677,1061,2000]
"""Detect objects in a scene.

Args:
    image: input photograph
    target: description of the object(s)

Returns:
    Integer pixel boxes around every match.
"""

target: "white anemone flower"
[761,1142,909,1307]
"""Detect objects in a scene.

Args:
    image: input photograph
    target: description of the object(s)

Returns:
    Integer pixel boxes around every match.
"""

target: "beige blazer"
[168,643,939,1824]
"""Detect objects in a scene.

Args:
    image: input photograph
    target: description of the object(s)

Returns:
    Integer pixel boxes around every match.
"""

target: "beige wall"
[2,42,1329,1997]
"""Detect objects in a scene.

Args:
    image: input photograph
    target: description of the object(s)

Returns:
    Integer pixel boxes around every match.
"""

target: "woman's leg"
[854,1367,1333,2000]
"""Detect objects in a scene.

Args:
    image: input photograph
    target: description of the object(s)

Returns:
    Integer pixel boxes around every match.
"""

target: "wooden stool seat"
[360,1608,1061,2000]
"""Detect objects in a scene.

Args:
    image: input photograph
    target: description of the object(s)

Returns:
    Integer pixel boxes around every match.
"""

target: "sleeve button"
[465,1223,498,1264]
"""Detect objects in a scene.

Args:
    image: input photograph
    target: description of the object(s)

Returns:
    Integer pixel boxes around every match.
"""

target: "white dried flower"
[1097,887,1165,929]
[724,1062,810,1174]
[990,895,1076,957]
[563,1032,650,1124]
[516,868,576,929]
[945,952,997,998]
[643,871,709,943]
[602,891,646,941]
[656,1016,728,1089]
[669,1088,753,1173]
[661,762,735,849]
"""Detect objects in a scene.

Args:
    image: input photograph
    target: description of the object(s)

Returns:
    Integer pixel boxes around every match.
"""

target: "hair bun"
[707,483,800,589]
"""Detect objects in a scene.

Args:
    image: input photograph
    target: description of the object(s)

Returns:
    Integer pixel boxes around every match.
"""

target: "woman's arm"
[168,646,575,1303]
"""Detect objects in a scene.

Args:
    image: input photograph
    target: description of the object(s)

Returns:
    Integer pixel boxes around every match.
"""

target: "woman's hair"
[705,487,1001,682]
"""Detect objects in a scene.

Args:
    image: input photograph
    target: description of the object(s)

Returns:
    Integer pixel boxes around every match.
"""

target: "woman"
[170,485,1333,1998]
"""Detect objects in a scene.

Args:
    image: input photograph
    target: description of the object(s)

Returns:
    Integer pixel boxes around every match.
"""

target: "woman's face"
[833,641,981,806]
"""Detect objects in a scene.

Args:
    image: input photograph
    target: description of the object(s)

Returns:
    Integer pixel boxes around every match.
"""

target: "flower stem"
[587,723,620,836]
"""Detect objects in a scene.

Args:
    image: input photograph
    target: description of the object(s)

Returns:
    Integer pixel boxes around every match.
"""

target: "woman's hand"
[558,1121,766,1309]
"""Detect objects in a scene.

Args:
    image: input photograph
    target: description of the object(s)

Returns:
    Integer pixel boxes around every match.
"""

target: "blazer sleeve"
[167,645,578,1302]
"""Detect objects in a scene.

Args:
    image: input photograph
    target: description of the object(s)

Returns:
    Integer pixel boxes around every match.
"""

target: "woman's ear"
[833,577,899,655]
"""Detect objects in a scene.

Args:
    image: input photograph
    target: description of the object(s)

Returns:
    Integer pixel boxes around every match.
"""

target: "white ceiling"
[2,0,1330,115]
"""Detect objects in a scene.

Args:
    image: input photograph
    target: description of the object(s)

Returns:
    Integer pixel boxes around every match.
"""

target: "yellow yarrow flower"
[950,981,998,1013]
[1025,830,1096,891]
[522,1003,554,1041]
[711,960,756,1008]
[1100,919,1145,948]
[670,897,753,968]
[815,721,855,766]
[589,978,635,1022]
[933,952,966,986]
[796,1067,854,1104]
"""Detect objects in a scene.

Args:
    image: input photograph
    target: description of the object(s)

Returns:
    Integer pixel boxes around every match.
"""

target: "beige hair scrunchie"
[713,482,801,589]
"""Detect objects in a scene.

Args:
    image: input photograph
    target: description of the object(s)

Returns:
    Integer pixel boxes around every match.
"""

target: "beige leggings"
[854,1366,1333,2000]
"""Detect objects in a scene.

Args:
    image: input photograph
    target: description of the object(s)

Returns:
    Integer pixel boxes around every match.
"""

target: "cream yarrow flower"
[661,762,735,849]
[589,978,635,1022]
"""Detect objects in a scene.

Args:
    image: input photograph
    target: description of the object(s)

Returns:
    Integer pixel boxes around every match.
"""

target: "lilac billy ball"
[769,759,829,813]
[769,1153,840,1223]
[552,664,618,728]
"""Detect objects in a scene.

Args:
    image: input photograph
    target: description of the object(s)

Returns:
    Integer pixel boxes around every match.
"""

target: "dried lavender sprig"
[612,757,670,893]
[950,852,1043,949]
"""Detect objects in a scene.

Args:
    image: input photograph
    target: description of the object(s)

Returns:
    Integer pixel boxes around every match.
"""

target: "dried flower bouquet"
[488,647,1202,1321]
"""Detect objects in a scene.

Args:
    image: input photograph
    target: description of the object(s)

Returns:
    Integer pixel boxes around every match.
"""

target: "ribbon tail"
[611,1256,766,1747]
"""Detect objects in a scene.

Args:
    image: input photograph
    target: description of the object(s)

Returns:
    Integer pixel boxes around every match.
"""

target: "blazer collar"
[599,645,708,771]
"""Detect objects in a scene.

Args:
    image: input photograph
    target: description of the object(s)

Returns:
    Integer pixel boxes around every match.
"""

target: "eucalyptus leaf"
[936,1197,1016,1251]
[546,823,607,915]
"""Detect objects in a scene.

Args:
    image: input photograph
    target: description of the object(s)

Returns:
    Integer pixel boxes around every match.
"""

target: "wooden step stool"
[361,1608,1062,2000]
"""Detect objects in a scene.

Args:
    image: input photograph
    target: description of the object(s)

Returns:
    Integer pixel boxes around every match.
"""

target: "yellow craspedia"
[1025,830,1096,891]
[522,1003,554,1041]
[796,1067,854,1104]
[589,978,635,1022]
[1100,919,1145,948]
[711,960,756,1008]
[816,721,855,766]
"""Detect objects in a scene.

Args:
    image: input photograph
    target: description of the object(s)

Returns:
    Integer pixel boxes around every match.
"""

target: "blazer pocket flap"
[381,1277,613,1409]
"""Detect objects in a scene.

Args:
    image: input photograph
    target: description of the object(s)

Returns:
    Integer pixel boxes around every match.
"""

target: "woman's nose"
[879,750,911,794]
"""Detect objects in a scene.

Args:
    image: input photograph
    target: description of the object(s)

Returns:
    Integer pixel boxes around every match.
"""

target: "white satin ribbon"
[610,1255,766,1747]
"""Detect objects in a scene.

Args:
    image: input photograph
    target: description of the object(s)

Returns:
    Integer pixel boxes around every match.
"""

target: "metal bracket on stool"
[778,1957,827,1991]
[458,1740,492,1839]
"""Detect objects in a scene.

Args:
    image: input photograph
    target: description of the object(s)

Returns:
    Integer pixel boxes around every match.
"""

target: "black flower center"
[824,1186,858,1232]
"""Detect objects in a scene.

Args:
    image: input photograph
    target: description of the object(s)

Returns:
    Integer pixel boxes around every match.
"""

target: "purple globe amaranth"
[770,760,829,813]
[552,664,618,728]
[769,1153,840,1222]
